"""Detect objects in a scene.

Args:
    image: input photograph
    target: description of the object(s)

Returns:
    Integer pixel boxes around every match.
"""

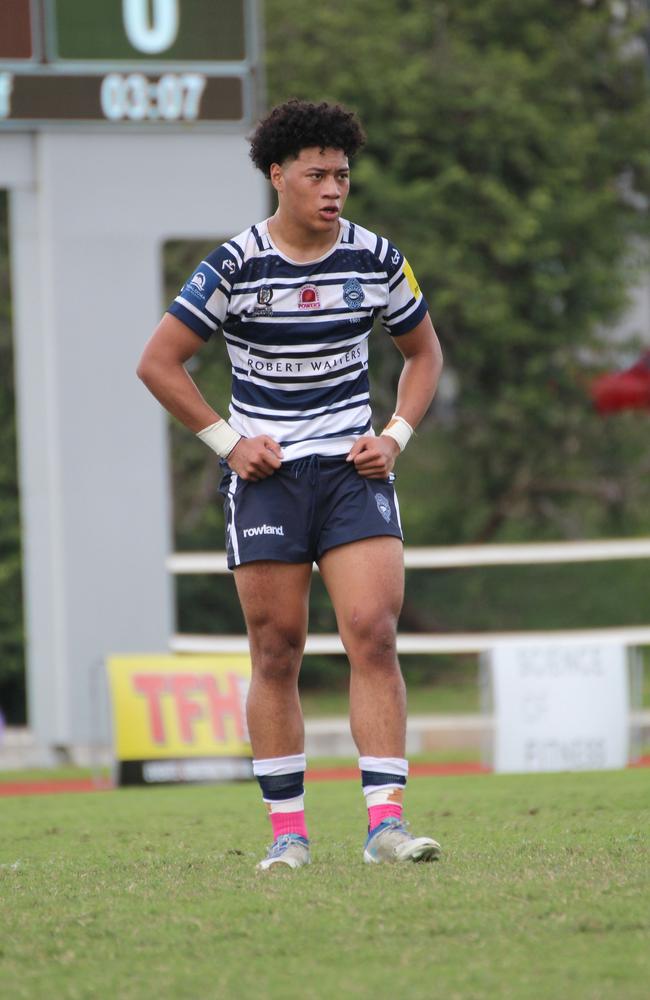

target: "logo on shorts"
[343,278,364,310]
[298,285,320,310]
[242,523,285,538]
[375,493,391,523]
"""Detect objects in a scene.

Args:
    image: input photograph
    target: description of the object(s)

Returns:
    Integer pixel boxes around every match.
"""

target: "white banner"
[488,641,629,773]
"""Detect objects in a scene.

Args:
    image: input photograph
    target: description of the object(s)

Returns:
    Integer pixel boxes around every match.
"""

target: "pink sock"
[270,809,308,840]
[368,802,403,831]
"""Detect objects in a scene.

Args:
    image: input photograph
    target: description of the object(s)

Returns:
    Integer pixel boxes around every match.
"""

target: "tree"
[264,0,650,543]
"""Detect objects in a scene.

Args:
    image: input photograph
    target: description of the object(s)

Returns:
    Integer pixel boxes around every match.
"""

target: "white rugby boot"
[256,834,311,871]
[363,818,441,864]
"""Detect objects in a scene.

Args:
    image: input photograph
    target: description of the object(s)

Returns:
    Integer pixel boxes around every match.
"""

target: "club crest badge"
[343,277,364,310]
[298,285,320,310]
[253,285,274,317]
[375,493,391,523]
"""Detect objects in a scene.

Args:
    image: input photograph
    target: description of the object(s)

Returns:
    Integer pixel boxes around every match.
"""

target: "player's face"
[271,147,350,234]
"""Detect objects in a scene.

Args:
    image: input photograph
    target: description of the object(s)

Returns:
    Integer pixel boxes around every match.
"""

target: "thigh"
[318,536,404,642]
[234,560,313,645]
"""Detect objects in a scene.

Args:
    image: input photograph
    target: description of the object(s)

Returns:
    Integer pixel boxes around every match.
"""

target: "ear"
[269,162,284,193]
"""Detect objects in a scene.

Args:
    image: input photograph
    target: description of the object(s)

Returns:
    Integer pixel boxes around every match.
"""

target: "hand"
[227,436,283,481]
[346,434,400,479]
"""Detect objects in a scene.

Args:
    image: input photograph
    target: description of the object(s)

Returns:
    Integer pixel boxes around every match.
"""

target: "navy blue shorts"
[218,455,403,569]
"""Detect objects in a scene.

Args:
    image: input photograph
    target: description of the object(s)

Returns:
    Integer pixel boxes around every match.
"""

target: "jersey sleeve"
[167,244,241,341]
[377,242,428,337]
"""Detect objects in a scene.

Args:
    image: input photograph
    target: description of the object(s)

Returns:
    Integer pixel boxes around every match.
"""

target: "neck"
[268,211,340,263]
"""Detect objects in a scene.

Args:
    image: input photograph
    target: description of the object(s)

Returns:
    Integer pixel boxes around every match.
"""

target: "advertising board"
[106,654,253,785]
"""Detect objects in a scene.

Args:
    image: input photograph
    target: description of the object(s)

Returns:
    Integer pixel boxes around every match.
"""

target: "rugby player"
[137,99,444,869]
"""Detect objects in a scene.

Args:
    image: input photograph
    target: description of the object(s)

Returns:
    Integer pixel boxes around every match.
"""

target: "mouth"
[319,206,339,220]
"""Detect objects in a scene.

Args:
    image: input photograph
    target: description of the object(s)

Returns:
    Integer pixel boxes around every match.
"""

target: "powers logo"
[242,524,285,538]
[298,284,320,310]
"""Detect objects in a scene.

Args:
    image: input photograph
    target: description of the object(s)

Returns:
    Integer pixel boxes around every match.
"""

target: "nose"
[323,175,340,199]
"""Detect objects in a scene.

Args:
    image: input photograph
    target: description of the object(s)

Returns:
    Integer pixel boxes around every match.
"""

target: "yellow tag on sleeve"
[403,258,421,297]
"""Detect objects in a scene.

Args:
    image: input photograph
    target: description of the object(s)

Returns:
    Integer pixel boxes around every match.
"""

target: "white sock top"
[358,756,409,777]
[253,753,307,776]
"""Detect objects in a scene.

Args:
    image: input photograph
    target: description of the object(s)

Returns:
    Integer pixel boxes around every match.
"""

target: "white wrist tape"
[380,414,414,453]
[197,419,242,458]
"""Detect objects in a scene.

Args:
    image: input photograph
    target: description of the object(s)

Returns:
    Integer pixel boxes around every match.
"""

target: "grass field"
[1,769,649,999]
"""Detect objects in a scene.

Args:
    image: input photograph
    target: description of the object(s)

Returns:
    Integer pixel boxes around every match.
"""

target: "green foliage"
[265,0,650,543]
[1,771,649,998]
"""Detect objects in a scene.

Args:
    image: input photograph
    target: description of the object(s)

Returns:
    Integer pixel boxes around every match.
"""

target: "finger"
[353,448,380,468]
[356,466,385,479]
[264,437,283,459]
[346,439,369,462]
[355,456,388,475]
[254,454,281,475]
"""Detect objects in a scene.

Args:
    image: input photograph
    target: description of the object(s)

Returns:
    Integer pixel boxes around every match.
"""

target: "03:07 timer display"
[100,72,207,121]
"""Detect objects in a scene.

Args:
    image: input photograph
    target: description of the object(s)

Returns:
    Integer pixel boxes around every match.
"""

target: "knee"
[248,618,305,683]
[343,609,398,667]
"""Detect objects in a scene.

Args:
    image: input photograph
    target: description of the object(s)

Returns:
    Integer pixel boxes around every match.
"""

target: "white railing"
[167,537,650,655]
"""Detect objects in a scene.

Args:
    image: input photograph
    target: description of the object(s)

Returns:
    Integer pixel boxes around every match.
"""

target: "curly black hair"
[249,99,366,177]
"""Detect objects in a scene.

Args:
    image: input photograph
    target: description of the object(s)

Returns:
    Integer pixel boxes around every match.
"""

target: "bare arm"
[136,314,281,480]
[136,313,222,431]
[347,312,443,478]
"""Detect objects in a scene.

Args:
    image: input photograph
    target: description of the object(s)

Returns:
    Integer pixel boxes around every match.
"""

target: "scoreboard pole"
[0,0,267,762]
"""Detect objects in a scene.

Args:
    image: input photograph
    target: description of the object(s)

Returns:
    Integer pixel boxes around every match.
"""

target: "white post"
[3,129,266,759]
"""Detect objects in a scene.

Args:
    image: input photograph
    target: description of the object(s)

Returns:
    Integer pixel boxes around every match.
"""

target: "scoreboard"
[0,0,258,127]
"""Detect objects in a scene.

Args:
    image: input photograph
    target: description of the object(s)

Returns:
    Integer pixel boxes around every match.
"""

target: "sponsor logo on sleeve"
[182,267,219,303]
[298,285,320,310]
[343,277,365,310]
[221,258,237,275]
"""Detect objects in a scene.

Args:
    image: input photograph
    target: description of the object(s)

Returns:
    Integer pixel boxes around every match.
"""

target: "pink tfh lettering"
[132,672,245,744]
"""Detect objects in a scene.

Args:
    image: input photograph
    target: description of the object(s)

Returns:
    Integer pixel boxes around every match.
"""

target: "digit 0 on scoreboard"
[50,0,245,63]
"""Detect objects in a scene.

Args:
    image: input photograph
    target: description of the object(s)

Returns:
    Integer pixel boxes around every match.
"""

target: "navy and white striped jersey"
[168,217,428,461]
